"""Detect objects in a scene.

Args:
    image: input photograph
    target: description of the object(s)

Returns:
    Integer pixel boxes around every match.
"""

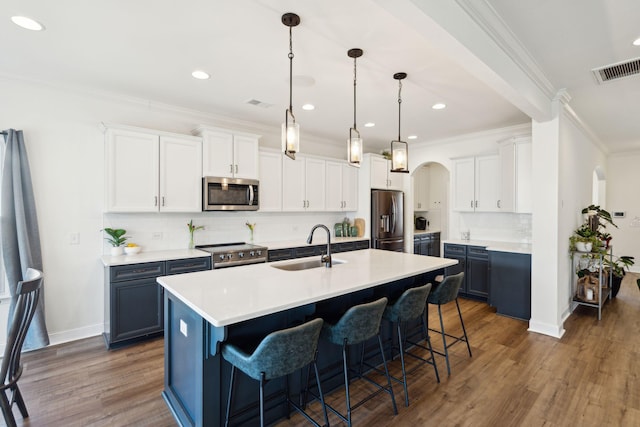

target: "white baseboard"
[528,318,565,338]
[47,323,103,347]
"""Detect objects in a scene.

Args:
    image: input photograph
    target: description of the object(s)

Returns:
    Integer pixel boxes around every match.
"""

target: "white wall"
[0,77,350,348]
[607,152,640,272]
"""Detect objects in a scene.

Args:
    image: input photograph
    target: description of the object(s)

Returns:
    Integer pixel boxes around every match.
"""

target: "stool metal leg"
[421,312,440,383]
[456,298,473,357]
[377,334,398,415]
[437,304,452,376]
[312,359,330,427]
[224,365,236,427]
[396,322,409,407]
[259,372,266,427]
[342,339,353,427]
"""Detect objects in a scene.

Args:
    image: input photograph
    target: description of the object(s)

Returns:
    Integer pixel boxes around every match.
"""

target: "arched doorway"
[592,166,606,207]
[411,161,450,242]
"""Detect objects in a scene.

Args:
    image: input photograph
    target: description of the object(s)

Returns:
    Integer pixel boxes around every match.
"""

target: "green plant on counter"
[568,224,598,251]
[102,228,128,247]
[187,220,204,249]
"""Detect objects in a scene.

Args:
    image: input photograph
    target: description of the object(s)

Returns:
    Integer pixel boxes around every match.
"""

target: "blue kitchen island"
[157,249,456,426]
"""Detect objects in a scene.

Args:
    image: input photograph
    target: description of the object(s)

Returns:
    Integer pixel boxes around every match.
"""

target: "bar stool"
[311,297,397,427]
[381,282,439,406]
[426,272,472,376]
[221,318,329,427]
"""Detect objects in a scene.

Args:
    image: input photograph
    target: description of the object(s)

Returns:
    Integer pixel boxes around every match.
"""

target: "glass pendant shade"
[348,128,363,166]
[282,109,299,159]
[390,72,409,173]
[390,139,408,172]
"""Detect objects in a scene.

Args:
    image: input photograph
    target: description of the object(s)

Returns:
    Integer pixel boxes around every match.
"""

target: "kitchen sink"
[271,258,346,271]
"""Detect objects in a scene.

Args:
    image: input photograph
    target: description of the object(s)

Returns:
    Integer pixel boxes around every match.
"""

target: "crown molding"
[455,0,556,100]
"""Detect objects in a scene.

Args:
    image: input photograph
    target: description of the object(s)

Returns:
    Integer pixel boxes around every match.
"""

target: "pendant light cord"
[353,56,357,130]
[288,25,294,113]
[397,80,402,141]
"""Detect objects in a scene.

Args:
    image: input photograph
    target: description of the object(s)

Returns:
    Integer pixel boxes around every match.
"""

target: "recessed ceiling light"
[191,70,210,80]
[408,135,418,140]
[11,16,45,31]
[364,122,375,127]
[432,103,446,110]
[302,104,315,111]
[633,37,640,46]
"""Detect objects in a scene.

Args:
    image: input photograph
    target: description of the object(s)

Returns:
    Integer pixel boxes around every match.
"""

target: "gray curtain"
[1,129,49,350]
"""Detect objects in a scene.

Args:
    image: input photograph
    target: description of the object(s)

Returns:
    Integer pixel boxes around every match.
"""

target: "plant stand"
[570,246,612,320]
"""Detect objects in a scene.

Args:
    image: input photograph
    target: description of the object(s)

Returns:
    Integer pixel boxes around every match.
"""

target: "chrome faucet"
[306,224,332,268]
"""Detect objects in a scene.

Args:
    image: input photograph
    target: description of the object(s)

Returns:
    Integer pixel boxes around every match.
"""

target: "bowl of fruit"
[124,243,142,255]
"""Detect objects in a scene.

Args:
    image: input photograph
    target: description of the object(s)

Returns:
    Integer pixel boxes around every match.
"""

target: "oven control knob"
[250,251,255,257]
[227,254,233,260]
[257,250,262,256]
[238,252,244,258]
[218,255,225,261]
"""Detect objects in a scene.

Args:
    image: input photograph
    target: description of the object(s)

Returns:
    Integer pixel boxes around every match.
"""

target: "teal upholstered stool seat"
[381,282,439,406]
[426,272,472,375]
[222,318,328,427]
[310,297,397,427]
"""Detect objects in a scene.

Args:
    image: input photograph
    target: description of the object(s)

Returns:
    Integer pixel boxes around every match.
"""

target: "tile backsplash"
[454,212,532,243]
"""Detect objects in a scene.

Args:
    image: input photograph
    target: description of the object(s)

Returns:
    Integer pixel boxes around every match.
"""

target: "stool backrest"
[1,268,43,389]
[386,283,432,322]
[250,317,323,380]
[326,297,388,345]
[427,272,464,305]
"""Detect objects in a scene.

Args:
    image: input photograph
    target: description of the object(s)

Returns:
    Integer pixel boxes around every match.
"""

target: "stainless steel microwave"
[202,177,259,211]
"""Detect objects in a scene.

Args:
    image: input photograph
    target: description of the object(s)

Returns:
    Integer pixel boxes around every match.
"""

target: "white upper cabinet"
[370,155,403,190]
[282,155,326,211]
[326,161,359,211]
[500,137,532,213]
[159,135,203,212]
[452,154,500,212]
[196,126,260,179]
[258,149,283,212]
[105,127,202,213]
[428,165,446,211]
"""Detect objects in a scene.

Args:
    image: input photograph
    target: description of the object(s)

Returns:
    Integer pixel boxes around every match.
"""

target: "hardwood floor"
[6,273,640,426]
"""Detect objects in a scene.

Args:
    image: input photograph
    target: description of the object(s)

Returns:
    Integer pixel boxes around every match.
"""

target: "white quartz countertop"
[258,236,368,250]
[443,239,532,254]
[157,249,457,328]
[101,249,210,267]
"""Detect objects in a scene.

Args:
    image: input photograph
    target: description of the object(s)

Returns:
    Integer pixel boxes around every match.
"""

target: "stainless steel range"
[196,242,268,269]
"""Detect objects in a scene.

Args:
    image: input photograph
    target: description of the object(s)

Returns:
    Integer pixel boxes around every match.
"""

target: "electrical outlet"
[152,232,163,240]
[180,319,188,337]
[70,232,80,245]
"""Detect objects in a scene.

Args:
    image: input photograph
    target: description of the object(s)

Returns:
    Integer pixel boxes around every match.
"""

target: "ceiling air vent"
[245,99,273,109]
[592,57,640,84]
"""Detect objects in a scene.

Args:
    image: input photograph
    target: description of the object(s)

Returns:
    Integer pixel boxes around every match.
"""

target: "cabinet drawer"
[332,242,355,253]
[295,246,323,258]
[166,257,212,275]
[110,262,165,282]
[467,246,488,259]
[444,244,466,256]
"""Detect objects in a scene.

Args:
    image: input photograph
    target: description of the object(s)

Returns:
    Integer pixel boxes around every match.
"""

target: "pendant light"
[390,72,409,173]
[281,13,300,160]
[347,48,363,167]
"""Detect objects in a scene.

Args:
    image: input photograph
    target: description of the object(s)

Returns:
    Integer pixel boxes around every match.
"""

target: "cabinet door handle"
[162,196,165,206]
[497,200,501,208]
[475,200,478,208]
[470,200,473,208]
[229,164,233,173]
[154,196,158,207]
[235,164,238,174]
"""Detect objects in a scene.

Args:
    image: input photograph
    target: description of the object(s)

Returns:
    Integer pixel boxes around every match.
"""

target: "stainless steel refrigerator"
[371,189,404,252]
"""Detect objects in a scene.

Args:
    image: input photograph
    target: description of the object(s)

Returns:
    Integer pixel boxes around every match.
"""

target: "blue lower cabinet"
[489,251,531,320]
[443,244,488,301]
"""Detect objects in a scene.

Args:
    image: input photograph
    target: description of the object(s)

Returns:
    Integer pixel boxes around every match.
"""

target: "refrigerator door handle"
[390,195,397,234]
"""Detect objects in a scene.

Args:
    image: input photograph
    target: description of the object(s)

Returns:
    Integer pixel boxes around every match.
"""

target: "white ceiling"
[2,0,638,154]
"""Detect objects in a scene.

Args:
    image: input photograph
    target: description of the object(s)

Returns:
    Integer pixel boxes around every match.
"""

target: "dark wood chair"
[0,268,43,427]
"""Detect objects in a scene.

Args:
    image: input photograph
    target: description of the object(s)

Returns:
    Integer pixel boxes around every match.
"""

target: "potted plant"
[604,254,635,297]
[569,224,598,252]
[187,220,204,249]
[102,228,128,256]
